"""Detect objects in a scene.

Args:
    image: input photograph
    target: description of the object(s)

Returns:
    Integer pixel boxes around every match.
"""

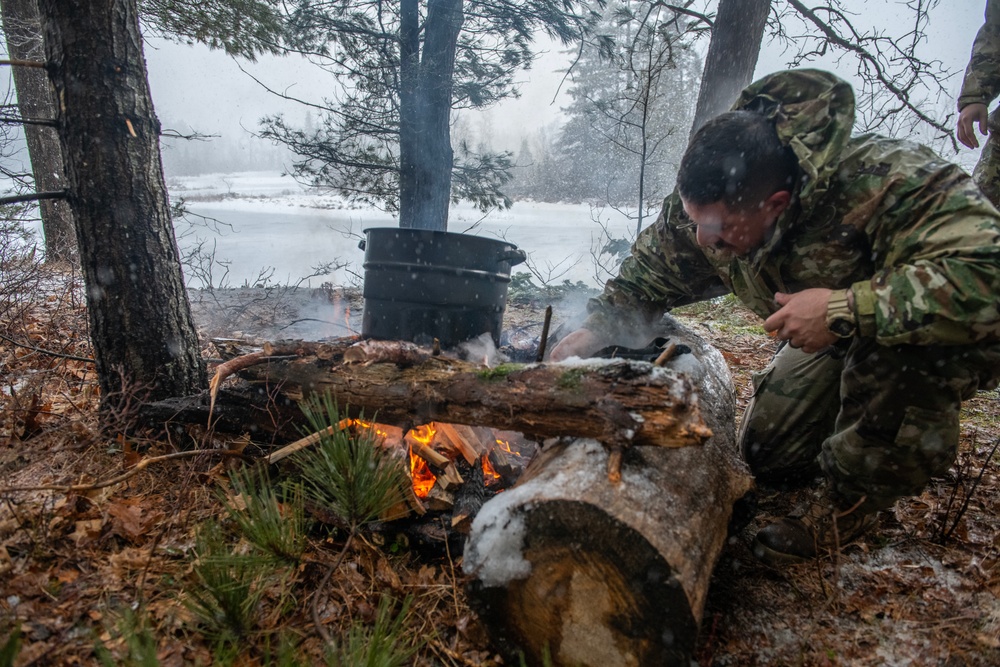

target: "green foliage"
[476,363,521,381]
[556,368,586,391]
[139,0,287,61]
[324,595,418,667]
[260,0,599,213]
[0,625,22,667]
[294,394,407,530]
[184,520,275,641]
[93,606,159,667]
[223,465,311,565]
[260,632,309,667]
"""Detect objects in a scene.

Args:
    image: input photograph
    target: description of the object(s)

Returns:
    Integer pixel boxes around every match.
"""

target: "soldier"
[958,0,1000,207]
[551,69,1000,565]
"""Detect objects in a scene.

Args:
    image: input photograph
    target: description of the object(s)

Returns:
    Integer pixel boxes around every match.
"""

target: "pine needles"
[223,464,311,564]
[323,595,417,667]
[184,520,277,642]
[293,393,408,531]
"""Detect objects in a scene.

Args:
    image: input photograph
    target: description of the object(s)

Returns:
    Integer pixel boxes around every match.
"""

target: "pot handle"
[358,239,367,251]
[498,248,527,266]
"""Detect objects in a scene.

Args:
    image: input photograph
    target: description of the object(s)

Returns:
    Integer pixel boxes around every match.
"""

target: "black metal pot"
[360,227,527,347]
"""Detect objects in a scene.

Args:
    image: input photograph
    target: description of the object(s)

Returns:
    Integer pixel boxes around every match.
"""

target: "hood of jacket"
[729,69,856,266]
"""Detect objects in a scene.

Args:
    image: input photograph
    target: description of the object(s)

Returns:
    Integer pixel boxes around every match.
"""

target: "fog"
[139,0,986,174]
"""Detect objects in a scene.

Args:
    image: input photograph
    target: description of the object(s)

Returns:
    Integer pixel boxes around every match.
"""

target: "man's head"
[677,110,799,256]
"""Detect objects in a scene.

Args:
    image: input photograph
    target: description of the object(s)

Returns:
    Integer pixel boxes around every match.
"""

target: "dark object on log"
[462,316,754,667]
[359,227,526,348]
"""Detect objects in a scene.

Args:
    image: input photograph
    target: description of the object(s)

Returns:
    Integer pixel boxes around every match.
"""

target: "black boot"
[753,494,877,566]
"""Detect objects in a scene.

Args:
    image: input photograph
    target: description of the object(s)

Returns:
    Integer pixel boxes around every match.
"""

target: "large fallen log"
[162,336,715,449]
[462,316,754,666]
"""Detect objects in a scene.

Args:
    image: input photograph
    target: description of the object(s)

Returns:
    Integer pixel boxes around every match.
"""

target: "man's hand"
[763,289,838,353]
[548,328,600,361]
[958,103,989,149]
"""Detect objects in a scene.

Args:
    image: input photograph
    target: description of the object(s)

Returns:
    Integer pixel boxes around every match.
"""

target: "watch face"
[830,317,855,337]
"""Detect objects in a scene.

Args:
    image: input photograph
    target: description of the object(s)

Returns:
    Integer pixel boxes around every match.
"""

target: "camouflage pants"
[973,107,1000,209]
[737,338,1000,511]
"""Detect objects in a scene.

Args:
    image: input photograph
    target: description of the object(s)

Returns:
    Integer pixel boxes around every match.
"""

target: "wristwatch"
[826,289,857,338]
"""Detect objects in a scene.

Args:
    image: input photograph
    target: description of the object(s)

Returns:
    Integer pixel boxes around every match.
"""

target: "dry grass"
[1,273,999,665]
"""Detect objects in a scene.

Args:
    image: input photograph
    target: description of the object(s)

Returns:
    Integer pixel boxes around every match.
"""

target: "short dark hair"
[677,110,799,211]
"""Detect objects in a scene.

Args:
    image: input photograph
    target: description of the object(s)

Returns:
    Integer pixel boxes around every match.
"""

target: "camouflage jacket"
[585,69,1000,347]
[959,0,1000,111]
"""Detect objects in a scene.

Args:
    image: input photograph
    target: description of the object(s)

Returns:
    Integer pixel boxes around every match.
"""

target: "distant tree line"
[158,123,296,177]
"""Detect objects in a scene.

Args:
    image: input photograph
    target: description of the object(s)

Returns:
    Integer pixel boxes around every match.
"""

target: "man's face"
[681,192,790,257]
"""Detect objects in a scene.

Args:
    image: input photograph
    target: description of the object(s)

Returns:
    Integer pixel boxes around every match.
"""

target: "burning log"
[461,317,754,667]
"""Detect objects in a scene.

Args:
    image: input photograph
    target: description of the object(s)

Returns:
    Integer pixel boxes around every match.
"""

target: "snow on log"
[462,317,754,666]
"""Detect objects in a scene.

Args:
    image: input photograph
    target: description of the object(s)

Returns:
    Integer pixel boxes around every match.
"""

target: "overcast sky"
[142,0,984,163]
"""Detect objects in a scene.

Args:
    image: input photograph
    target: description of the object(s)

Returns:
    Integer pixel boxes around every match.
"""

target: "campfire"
[340,418,538,526]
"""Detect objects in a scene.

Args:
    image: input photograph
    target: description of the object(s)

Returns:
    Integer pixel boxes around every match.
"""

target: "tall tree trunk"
[398,0,462,231]
[689,0,771,139]
[39,0,205,403]
[398,0,421,228]
[1,0,76,262]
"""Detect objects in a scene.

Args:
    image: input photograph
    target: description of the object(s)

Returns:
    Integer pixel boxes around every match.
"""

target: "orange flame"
[482,453,502,485]
[407,424,438,498]
[409,452,437,498]
[495,438,520,457]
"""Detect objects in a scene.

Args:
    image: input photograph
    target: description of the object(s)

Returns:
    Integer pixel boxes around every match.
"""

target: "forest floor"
[2,264,999,666]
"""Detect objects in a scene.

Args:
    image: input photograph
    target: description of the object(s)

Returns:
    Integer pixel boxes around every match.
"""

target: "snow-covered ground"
[168,171,640,289]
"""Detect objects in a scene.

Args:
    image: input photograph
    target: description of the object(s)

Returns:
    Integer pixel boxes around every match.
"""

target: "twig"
[606,444,623,483]
[208,350,270,426]
[0,331,95,364]
[311,531,355,645]
[0,59,45,68]
[0,190,67,206]
[266,420,352,464]
[938,436,1000,543]
[0,115,58,127]
[653,342,678,366]
[536,305,553,362]
[0,449,247,494]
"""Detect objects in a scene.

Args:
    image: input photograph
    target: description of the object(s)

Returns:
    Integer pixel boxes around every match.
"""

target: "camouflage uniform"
[583,70,1000,512]
[960,0,1000,207]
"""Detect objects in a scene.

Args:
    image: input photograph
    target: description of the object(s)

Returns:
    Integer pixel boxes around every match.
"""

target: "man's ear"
[765,190,792,216]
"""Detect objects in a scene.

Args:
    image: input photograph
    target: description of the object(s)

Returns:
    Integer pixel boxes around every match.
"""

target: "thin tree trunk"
[689,0,771,139]
[39,0,205,402]
[1,0,76,262]
[398,0,462,231]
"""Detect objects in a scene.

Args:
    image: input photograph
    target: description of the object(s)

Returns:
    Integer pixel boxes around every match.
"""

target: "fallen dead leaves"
[2,277,999,665]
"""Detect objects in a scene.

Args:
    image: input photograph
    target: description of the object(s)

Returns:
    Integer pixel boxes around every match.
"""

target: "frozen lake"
[170,172,643,289]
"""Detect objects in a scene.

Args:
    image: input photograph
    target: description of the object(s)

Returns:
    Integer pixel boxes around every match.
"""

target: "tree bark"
[398,0,463,231]
[39,0,205,402]
[462,317,754,667]
[0,0,76,262]
[689,0,771,139]
[187,336,713,448]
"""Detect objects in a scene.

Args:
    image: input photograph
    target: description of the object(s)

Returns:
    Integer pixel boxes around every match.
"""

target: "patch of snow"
[463,499,533,587]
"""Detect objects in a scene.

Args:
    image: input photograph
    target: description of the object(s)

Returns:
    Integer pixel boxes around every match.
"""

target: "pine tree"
[258,0,599,230]
[553,0,700,221]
